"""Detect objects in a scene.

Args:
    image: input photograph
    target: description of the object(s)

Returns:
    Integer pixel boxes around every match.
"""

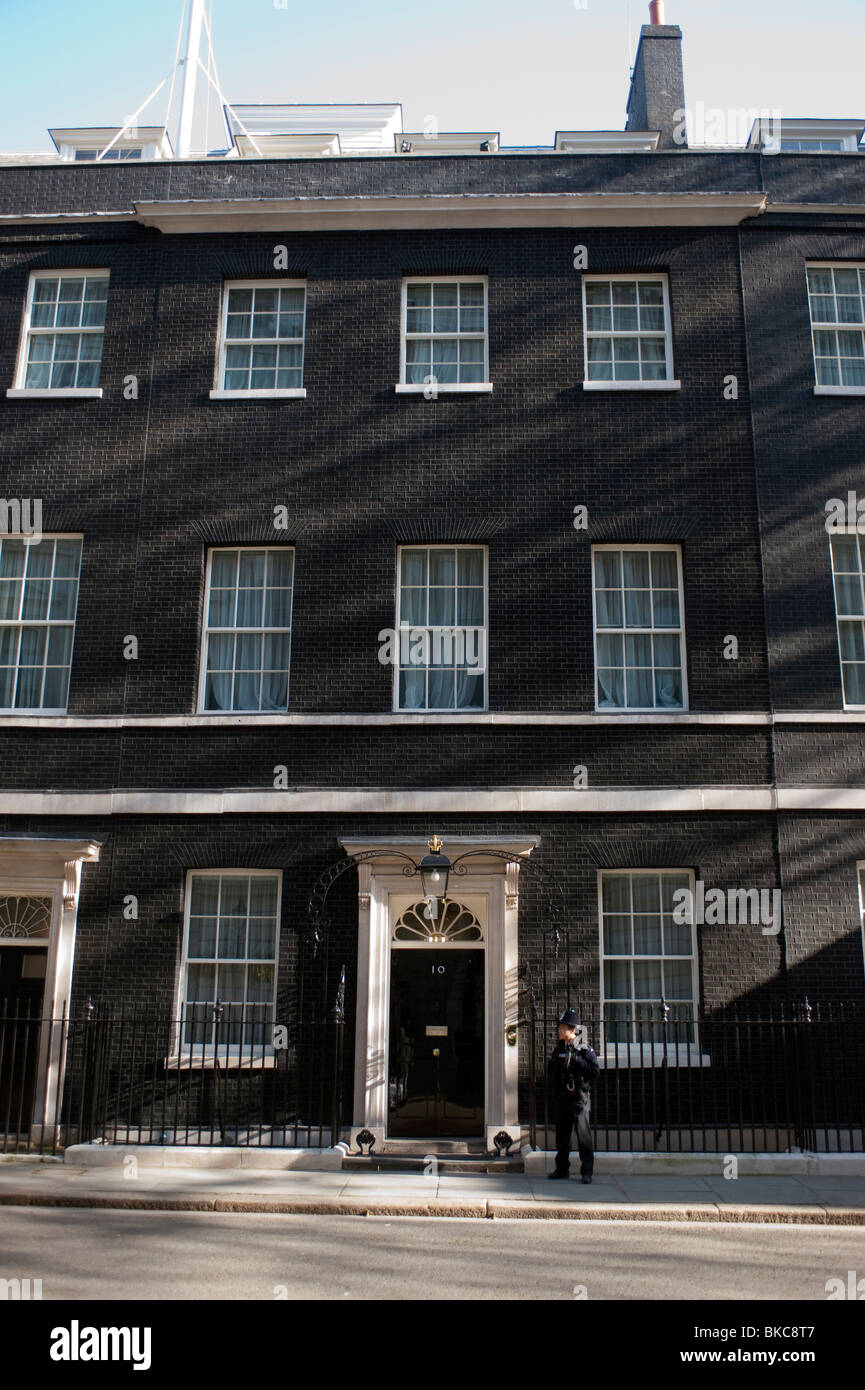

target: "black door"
[388,949,484,1137]
[0,948,47,1133]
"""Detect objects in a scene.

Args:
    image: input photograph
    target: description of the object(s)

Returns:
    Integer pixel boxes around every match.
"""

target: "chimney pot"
[649,0,665,22]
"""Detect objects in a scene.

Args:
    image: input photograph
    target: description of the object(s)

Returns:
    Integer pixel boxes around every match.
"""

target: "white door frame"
[0,836,101,1140]
[340,836,537,1152]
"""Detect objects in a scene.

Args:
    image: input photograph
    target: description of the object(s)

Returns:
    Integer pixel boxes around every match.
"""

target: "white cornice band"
[131,192,769,232]
[0,710,862,727]
[2,786,865,815]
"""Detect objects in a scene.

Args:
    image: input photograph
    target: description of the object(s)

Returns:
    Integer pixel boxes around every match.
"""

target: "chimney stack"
[626,3,687,150]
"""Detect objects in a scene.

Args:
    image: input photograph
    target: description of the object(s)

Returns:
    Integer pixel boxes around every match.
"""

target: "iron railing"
[2,993,863,1155]
[524,999,865,1154]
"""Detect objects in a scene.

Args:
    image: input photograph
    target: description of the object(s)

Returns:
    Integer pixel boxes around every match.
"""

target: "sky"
[0,0,864,153]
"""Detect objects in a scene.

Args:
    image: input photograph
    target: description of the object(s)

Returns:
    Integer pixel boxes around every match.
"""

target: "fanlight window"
[392,899,484,943]
[0,895,52,939]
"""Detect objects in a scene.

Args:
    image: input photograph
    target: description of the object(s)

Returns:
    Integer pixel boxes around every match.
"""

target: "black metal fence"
[0,996,346,1156]
[524,999,865,1154]
[2,992,863,1155]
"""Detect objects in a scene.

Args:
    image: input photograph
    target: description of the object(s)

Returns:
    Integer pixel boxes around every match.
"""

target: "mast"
[176,0,207,158]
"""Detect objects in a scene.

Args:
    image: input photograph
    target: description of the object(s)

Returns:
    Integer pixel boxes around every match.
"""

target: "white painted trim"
[174,867,282,1060]
[768,204,865,216]
[394,383,493,394]
[6,389,103,399]
[0,786,835,815]
[399,274,489,390]
[213,278,306,396]
[0,837,100,1135]
[598,868,701,1062]
[133,192,769,233]
[814,386,865,396]
[602,1046,711,1067]
[9,785,865,815]
[581,271,676,388]
[209,388,307,399]
[393,543,488,712]
[856,862,865,985]
[11,268,110,395]
[827,527,865,712]
[0,711,778,727]
[583,380,681,391]
[196,545,295,714]
[591,542,688,713]
[351,841,530,1144]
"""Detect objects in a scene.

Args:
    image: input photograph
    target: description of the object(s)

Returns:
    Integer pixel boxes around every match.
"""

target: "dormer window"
[747,118,864,153]
[48,126,173,162]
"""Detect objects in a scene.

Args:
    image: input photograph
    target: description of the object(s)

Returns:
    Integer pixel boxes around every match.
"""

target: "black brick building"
[1,7,863,1154]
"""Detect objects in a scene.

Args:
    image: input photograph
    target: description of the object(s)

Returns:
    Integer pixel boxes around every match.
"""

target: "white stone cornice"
[132,191,768,233]
[6,786,865,814]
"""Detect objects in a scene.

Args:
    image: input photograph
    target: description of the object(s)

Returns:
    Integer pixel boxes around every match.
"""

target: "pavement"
[2,1157,865,1222]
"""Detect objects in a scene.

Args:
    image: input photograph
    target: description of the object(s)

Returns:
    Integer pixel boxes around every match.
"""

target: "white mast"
[176,0,207,158]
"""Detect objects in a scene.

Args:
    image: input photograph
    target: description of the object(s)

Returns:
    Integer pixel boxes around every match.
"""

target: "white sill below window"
[394,382,494,395]
[6,388,103,399]
[209,388,307,400]
[602,1045,710,1068]
[165,1052,278,1070]
[813,385,865,396]
[582,379,681,392]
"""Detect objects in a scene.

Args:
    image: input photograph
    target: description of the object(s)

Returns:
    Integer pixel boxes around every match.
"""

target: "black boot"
[548,1169,570,1180]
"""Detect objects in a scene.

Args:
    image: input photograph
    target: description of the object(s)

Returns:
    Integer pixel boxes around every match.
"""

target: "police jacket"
[548,1041,600,1102]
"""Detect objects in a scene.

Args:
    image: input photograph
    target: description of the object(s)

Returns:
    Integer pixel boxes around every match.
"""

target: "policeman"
[548,1007,600,1183]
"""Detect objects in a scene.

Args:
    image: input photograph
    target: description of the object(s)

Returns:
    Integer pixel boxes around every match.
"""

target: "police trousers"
[554,1093,594,1176]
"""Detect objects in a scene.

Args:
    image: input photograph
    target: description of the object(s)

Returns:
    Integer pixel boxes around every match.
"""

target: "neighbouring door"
[388,949,484,1137]
[0,947,47,1132]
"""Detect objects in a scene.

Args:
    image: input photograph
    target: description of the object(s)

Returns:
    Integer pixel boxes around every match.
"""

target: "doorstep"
[63,1144,344,1170]
[60,1144,865,1176]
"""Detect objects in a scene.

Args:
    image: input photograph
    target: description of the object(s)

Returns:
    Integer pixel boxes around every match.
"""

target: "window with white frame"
[74,147,142,160]
[15,272,108,391]
[600,870,697,1046]
[781,138,846,152]
[200,548,294,712]
[582,274,675,385]
[216,281,306,395]
[857,865,865,978]
[400,277,488,388]
[829,532,865,706]
[181,872,280,1051]
[396,545,486,711]
[0,536,82,711]
[593,545,686,710]
[807,264,865,389]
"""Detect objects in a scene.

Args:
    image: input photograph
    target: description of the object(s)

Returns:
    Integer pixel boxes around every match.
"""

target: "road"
[2,1208,864,1300]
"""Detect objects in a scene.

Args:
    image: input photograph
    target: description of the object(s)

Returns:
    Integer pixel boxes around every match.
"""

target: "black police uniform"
[548,1022,600,1180]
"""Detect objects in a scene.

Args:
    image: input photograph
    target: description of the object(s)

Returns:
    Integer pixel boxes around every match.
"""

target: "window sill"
[394,708,488,715]
[813,385,865,396]
[164,1053,278,1071]
[208,388,306,400]
[595,706,688,714]
[6,388,103,399]
[602,1047,711,1068]
[0,707,68,715]
[582,380,681,392]
[394,383,494,395]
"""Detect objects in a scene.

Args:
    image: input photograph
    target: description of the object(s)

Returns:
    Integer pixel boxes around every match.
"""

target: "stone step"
[342,1153,523,1174]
